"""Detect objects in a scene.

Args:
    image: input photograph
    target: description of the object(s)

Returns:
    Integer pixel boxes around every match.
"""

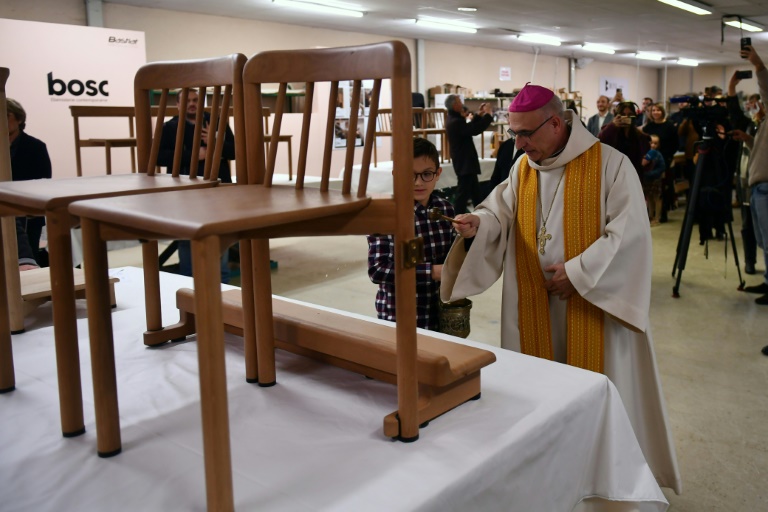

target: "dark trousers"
[454,174,483,215]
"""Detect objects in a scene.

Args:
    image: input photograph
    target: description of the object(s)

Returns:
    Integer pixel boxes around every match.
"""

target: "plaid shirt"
[367,194,456,331]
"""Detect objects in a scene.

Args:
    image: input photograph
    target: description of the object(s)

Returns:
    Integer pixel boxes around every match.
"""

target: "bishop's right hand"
[454,213,480,238]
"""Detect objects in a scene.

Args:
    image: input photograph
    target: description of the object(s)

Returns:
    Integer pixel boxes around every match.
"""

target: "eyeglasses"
[413,171,437,182]
[507,115,553,140]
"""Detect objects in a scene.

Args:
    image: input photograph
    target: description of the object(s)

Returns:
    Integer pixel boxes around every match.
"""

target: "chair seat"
[69,185,372,240]
[0,174,218,212]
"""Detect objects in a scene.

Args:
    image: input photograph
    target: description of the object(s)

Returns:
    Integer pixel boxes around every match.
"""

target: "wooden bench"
[70,106,137,176]
[150,288,496,437]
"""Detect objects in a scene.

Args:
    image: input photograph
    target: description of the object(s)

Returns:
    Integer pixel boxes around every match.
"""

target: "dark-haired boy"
[367,138,455,331]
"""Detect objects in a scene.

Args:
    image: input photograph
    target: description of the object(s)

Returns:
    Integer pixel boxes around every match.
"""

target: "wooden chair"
[419,107,449,162]
[374,107,424,166]
[0,71,120,393]
[71,41,422,512]
[0,54,245,437]
[262,107,293,180]
[70,106,138,176]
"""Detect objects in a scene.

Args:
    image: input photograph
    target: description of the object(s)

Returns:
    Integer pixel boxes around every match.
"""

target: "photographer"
[598,101,650,182]
[731,46,768,316]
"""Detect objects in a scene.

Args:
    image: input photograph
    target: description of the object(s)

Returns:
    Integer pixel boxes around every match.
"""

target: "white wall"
[2,1,762,174]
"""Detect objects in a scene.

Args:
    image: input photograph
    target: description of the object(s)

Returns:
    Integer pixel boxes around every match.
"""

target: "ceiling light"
[656,0,711,16]
[517,34,562,47]
[581,43,615,55]
[415,18,478,34]
[636,52,663,61]
[677,58,699,66]
[272,0,365,18]
[723,18,765,32]
[457,7,477,12]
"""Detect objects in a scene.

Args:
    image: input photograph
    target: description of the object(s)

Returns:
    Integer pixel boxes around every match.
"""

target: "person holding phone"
[731,46,768,320]
[598,101,650,182]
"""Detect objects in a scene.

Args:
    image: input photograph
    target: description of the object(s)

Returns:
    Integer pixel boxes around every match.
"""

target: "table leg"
[191,235,234,512]
[0,219,14,393]
[252,238,275,386]
[47,208,85,437]
[81,217,121,456]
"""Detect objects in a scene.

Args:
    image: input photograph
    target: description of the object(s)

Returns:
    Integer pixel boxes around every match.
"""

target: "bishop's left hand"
[543,262,576,300]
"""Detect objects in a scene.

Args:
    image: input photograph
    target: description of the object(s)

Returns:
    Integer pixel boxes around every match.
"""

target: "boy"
[642,134,666,226]
[367,138,456,331]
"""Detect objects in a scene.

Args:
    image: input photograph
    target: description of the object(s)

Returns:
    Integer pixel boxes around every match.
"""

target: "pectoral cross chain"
[537,225,552,255]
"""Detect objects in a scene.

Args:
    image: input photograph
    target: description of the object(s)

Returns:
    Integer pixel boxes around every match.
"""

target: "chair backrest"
[242,41,413,200]
[134,54,247,183]
[424,108,447,129]
[375,108,394,135]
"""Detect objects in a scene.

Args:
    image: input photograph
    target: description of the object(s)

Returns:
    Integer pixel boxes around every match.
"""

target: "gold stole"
[514,143,605,373]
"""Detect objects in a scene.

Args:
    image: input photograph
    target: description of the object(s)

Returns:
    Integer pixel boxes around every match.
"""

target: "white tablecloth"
[0,267,667,511]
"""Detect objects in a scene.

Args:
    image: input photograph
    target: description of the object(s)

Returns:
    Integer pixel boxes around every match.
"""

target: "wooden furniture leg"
[141,241,163,334]
[1,216,23,334]
[46,207,85,437]
[253,238,276,386]
[241,239,258,383]
[81,217,121,456]
[0,220,14,393]
[191,235,234,512]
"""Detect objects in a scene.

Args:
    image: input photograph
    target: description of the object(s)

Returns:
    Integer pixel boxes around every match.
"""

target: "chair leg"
[240,239,258,383]
[287,140,293,181]
[105,143,112,175]
[191,235,234,512]
[81,217,120,452]
[47,208,86,437]
[0,220,14,393]
[374,138,378,167]
[252,238,276,386]
[393,232,419,441]
[142,241,163,334]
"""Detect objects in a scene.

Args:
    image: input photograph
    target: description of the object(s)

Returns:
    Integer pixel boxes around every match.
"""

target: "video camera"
[669,95,730,137]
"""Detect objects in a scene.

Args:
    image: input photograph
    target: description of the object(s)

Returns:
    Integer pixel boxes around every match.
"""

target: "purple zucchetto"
[508,82,555,112]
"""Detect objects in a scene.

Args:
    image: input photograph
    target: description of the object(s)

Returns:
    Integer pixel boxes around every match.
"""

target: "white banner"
[0,19,146,178]
[599,76,629,102]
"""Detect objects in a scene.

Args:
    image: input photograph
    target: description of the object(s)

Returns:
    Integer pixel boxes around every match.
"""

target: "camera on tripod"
[670,95,730,138]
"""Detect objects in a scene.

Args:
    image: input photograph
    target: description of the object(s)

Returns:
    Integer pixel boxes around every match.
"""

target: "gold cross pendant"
[537,225,552,255]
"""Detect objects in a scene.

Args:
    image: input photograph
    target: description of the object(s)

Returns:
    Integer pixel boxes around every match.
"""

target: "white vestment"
[441,112,682,493]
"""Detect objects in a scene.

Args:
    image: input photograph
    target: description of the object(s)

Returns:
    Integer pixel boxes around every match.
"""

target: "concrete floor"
[108,206,768,511]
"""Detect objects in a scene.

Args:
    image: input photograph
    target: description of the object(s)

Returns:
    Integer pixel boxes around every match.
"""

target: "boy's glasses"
[507,115,553,141]
[413,171,436,182]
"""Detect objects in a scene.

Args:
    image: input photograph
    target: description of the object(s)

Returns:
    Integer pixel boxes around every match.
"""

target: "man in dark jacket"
[8,98,51,263]
[445,94,493,214]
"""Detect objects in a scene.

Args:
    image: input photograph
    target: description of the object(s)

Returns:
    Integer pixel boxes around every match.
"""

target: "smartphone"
[616,88,622,94]
[736,70,753,79]
[741,37,751,58]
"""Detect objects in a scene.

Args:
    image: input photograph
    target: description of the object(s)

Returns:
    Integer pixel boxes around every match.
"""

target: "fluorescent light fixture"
[517,34,562,46]
[677,58,699,66]
[657,0,711,16]
[636,52,663,61]
[581,43,615,55]
[415,17,478,34]
[724,19,764,32]
[272,0,365,18]
[457,7,477,12]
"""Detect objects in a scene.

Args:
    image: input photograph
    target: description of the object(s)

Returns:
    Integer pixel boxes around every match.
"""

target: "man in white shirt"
[586,95,613,136]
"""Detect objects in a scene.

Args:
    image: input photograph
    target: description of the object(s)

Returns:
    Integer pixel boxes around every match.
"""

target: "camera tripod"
[671,137,746,297]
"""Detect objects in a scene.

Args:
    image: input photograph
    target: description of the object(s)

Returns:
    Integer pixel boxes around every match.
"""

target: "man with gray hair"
[445,94,492,214]
[441,83,681,493]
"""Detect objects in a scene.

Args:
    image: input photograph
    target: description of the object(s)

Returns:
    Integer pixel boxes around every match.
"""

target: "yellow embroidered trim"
[515,156,552,361]
[564,143,604,373]
[515,143,605,373]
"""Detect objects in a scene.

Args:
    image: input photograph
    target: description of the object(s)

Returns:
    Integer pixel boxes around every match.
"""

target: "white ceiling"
[107,0,768,66]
